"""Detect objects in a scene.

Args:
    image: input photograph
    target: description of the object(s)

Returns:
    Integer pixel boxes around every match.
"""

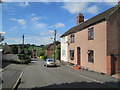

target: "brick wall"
[46,50,54,58]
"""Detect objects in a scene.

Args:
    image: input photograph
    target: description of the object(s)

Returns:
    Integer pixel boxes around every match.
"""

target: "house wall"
[61,36,68,62]
[68,21,107,73]
[46,50,54,58]
[107,8,120,74]
[68,34,76,64]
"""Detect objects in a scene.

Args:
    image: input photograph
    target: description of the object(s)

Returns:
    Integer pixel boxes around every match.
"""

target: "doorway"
[77,47,81,65]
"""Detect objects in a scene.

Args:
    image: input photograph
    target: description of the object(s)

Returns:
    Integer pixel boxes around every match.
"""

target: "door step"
[71,65,81,70]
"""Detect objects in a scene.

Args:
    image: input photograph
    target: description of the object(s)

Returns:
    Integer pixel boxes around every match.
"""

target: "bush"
[17,54,31,64]
[16,59,30,64]
[17,54,30,60]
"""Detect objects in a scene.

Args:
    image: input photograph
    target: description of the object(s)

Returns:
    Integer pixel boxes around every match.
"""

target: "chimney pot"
[76,13,84,25]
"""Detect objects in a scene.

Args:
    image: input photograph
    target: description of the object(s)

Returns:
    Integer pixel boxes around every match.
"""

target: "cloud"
[19,2,29,7]
[9,18,26,25]
[25,36,54,45]
[17,19,26,25]
[55,22,65,28]
[30,14,47,21]
[35,23,47,29]
[31,13,36,16]
[6,38,22,44]
[31,17,40,21]
[87,5,99,14]
[40,30,54,36]
[104,2,117,6]
[62,2,89,14]
[62,2,99,14]
[3,0,118,2]
[9,26,18,31]
[51,22,65,28]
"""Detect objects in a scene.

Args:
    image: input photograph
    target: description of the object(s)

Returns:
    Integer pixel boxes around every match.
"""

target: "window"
[88,50,94,63]
[62,37,65,43]
[70,50,74,60]
[88,27,94,40]
[62,50,66,56]
[70,34,74,43]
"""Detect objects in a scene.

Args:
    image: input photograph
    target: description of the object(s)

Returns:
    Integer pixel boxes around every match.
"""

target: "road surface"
[18,59,119,89]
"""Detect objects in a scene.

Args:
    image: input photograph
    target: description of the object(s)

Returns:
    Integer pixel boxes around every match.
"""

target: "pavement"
[60,61,120,79]
[18,59,119,89]
[1,61,27,90]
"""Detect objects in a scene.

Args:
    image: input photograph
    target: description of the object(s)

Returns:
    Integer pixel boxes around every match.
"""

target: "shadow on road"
[43,65,61,68]
[31,81,120,89]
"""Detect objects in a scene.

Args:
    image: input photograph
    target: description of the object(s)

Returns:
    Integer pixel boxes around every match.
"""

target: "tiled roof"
[61,4,120,38]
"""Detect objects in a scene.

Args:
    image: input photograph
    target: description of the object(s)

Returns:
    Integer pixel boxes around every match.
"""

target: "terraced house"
[61,2,120,75]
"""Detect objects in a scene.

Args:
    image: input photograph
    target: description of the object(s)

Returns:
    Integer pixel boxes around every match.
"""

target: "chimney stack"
[76,13,84,25]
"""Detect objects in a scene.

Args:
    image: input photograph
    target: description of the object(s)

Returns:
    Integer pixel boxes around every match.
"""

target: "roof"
[46,41,60,50]
[61,4,120,38]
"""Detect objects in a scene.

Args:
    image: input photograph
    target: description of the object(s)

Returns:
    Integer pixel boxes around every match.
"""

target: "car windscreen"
[48,60,54,62]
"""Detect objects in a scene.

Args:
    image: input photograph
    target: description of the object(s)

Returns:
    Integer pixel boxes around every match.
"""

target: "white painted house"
[60,36,68,62]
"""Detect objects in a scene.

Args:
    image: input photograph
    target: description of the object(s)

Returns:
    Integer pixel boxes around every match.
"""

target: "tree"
[10,45,18,54]
[50,46,61,60]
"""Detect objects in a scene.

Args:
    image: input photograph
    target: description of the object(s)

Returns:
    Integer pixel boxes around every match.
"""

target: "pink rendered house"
[61,3,120,75]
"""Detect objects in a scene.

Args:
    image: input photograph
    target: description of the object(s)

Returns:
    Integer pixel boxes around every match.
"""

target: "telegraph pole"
[23,34,24,45]
[54,30,56,62]
[22,34,24,53]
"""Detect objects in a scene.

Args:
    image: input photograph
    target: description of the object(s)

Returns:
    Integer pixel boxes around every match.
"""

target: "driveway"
[18,60,119,89]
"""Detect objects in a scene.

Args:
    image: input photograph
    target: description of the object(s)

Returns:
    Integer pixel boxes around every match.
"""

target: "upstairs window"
[88,27,94,40]
[62,50,66,56]
[70,34,74,43]
[70,50,74,60]
[88,50,94,63]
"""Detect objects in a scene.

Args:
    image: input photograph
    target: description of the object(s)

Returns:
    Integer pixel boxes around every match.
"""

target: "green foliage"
[16,59,30,64]
[17,54,30,60]
[50,46,61,60]
[11,45,18,54]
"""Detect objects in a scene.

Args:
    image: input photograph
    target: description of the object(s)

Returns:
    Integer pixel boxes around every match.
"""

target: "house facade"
[61,3,120,75]
[46,43,55,59]
[61,36,68,62]
[46,41,60,59]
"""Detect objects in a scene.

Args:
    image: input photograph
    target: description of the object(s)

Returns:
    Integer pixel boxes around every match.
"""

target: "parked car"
[44,58,56,67]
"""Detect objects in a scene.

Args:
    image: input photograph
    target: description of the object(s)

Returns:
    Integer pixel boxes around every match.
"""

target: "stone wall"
[2,54,19,61]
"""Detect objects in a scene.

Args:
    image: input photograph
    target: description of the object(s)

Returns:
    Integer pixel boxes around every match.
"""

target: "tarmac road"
[18,59,119,89]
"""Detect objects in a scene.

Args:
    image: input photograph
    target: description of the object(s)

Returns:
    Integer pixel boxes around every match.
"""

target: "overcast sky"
[2,1,117,45]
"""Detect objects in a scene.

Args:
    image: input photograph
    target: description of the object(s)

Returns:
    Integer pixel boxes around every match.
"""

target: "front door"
[77,47,81,65]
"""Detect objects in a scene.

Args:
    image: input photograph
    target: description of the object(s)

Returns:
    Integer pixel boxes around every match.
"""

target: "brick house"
[46,42,60,59]
[46,43,55,59]
[32,49,37,58]
[61,3,120,75]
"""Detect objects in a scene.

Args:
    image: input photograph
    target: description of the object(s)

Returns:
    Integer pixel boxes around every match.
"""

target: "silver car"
[45,59,56,67]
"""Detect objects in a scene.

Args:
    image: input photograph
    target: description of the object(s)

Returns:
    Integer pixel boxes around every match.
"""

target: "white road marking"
[12,71,24,90]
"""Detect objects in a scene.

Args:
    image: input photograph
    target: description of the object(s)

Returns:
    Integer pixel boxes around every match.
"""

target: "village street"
[17,59,119,89]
